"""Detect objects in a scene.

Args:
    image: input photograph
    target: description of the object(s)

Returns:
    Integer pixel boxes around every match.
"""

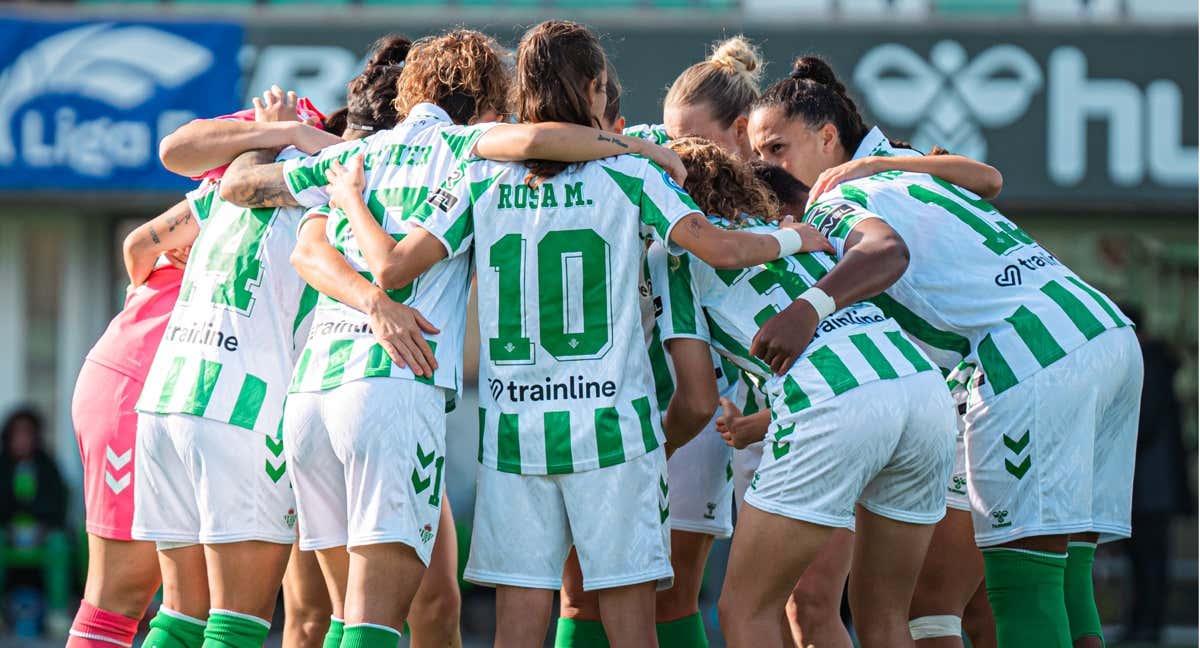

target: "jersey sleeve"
[801,188,884,259]
[414,160,496,259]
[652,246,710,344]
[297,204,334,236]
[184,180,220,231]
[282,138,368,208]
[623,123,671,145]
[436,122,500,161]
[637,158,702,254]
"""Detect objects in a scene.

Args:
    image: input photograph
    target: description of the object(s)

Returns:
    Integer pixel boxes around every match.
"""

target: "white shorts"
[667,423,733,538]
[466,447,673,592]
[132,413,296,545]
[965,327,1142,546]
[732,442,763,512]
[283,378,446,563]
[946,414,971,512]
[747,371,956,530]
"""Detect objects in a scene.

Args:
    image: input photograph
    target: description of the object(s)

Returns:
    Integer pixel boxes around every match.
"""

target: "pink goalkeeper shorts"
[72,360,141,540]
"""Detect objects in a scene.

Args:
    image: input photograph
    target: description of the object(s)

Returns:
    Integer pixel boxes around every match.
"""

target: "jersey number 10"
[488,229,613,365]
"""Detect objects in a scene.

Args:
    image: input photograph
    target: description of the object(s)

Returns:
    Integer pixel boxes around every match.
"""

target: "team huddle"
[66,19,1143,648]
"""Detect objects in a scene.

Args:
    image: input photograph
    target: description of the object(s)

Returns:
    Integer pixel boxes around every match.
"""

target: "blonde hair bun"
[709,36,763,87]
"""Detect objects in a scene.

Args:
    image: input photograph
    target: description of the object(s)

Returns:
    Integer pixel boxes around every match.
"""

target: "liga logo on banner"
[0,18,242,190]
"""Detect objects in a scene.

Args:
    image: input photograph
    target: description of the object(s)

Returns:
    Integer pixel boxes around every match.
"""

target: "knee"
[286,614,331,646]
[716,593,739,631]
[655,585,698,622]
[788,580,840,627]
[408,585,461,630]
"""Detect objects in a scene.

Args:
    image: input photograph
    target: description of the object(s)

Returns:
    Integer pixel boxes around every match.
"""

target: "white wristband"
[798,286,837,320]
[770,228,804,258]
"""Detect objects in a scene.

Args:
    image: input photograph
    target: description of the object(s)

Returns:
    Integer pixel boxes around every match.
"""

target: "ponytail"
[345,34,412,131]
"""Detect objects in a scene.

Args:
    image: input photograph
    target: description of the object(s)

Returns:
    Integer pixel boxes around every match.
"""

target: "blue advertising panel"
[0,18,242,191]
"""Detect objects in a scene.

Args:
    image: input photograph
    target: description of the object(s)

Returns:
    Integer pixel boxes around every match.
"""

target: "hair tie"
[348,122,376,132]
[789,69,805,79]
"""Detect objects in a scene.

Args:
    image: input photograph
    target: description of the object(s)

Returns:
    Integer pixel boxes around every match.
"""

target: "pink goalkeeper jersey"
[85,265,183,384]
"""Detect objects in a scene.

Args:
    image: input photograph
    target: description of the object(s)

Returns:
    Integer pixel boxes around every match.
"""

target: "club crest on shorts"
[419,523,434,544]
[284,507,297,529]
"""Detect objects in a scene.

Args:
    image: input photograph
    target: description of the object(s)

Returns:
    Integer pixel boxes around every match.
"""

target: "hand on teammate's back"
[164,246,191,270]
[365,293,441,378]
[805,156,882,208]
[777,216,835,255]
[325,155,366,211]
[751,297,820,376]
[641,143,688,186]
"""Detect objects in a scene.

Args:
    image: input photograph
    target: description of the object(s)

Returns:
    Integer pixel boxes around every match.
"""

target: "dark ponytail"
[754,55,868,155]
[345,34,413,132]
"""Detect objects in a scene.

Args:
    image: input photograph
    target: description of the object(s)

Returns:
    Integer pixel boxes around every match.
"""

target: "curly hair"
[667,136,780,225]
[515,20,608,180]
[394,29,511,125]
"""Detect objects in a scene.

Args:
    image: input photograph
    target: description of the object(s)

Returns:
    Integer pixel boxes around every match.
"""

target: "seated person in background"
[0,407,70,635]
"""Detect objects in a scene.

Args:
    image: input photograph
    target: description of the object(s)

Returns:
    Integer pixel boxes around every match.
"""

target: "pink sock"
[67,600,141,648]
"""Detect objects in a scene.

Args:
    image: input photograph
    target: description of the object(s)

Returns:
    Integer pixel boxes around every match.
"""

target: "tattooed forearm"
[167,209,191,232]
[597,133,630,149]
[220,149,299,208]
[148,225,161,245]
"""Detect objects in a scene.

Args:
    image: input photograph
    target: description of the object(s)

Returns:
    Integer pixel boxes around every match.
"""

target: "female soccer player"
[131,88,340,648]
[315,21,826,647]
[653,136,956,648]
[748,56,1141,648]
[219,27,716,648]
[66,204,193,648]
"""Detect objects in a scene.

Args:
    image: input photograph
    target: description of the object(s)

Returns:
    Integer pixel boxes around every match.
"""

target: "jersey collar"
[402,102,453,127]
[851,126,894,160]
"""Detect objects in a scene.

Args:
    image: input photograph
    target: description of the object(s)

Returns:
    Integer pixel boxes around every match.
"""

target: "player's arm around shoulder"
[123,193,204,288]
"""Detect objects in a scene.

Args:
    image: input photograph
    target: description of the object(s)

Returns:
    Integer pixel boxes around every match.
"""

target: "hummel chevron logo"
[659,476,669,498]
[265,434,285,458]
[659,502,670,524]
[105,446,131,470]
[265,459,286,483]
[1002,431,1030,454]
[416,444,436,469]
[411,469,432,494]
[1002,430,1032,479]
[1005,456,1032,479]
[105,471,130,494]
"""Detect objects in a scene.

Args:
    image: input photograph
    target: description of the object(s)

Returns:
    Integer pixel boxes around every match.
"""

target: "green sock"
[321,617,344,648]
[201,609,271,648]
[1065,542,1105,645]
[657,613,708,647]
[341,623,402,648]
[983,548,1073,648]
[554,617,610,647]
[142,607,207,648]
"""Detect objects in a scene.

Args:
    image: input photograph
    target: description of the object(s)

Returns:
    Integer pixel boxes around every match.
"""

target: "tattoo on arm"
[148,225,161,245]
[167,210,191,232]
[686,214,703,236]
[597,133,629,150]
[224,149,299,207]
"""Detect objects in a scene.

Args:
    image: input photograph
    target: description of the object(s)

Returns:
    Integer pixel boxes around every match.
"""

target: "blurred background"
[0,0,1194,646]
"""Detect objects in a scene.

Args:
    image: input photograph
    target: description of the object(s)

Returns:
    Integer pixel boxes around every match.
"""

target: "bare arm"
[714,397,772,450]
[323,155,449,291]
[668,214,834,270]
[220,149,299,208]
[662,338,720,453]
[751,218,909,374]
[290,216,440,376]
[123,199,200,287]
[809,154,1003,203]
[476,123,687,184]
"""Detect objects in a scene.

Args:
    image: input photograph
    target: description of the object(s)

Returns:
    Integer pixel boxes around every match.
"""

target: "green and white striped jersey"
[624,123,671,145]
[660,216,939,416]
[282,103,493,396]
[136,162,315,435]
[418,153,701,475]
[642,243,748,413]
[804,127,1131,399]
